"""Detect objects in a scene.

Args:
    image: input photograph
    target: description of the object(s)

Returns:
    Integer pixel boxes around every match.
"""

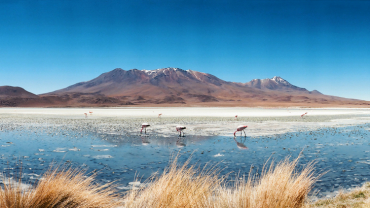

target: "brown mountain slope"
[0,86,38,98]
[41,67,370,107]
[1,68,369,107]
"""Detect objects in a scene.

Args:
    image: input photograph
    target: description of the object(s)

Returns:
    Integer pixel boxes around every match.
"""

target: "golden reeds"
[308,182,370,208]
[214,156,317,208]
[124,155,318,208]
[0,155,319,208]
[123,156,223,208]
[0,168,122,208]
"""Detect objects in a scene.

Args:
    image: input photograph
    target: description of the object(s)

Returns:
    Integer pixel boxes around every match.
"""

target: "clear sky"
[0,0,369,100]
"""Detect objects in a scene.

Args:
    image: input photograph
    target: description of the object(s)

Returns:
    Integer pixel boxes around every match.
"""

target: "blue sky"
[0,0,369,100]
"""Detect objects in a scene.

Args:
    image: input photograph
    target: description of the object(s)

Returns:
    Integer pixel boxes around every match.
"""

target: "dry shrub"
[124,156,223,208]
[215,156,317,208]
[0,178,33,208]
[309,182,370,208]
[0,155,318,208]
[0,168,122,208]
[124,155,318,208]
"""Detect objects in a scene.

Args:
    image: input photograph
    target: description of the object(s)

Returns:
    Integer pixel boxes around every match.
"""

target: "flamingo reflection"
[141,136,150,146]
[176,138,186,148]
[233,137,248,149]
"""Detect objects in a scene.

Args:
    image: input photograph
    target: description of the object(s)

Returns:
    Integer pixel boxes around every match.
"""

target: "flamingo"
[233,137,248,149]
[89,111,93,115]
[140,123,150,134]
[234,125,248,137]
[84,113,88,118]
[176,125,186,137]
[301,112,308,118]
[158,113,162,118]
[235,115,238,120]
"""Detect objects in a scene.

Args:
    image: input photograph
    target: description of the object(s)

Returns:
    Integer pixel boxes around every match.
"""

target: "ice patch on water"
[0,177,31,191]
[128,181,141,186]
[358,161,370,165]
[92,155,113,159]
[214,153,224,157]
[116,186,134,190]
[91,145,117,147]
[68,147,80,151]
[95,149,109,151]
[53,148,66,153]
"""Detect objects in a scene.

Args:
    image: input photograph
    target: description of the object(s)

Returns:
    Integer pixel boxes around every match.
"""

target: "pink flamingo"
[235,115,238,120]
[89,111,93,115]
[301,112,308,118]
[158,113,162,118]
[140,123,150,134]
[176,125,186,137]
[234,125,248,137]
[84,113,87,118]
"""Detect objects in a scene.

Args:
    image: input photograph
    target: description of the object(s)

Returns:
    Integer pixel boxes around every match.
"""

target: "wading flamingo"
[235,115,238,120]
[234,125,248,137]
[301,112,308,118]
[89,111,93,115]
[158,113,162,118]
[176,125,186,137]
[140,123,150,134]
[84,113,88,118]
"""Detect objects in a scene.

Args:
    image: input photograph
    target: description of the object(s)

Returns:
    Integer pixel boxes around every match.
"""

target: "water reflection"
[0,123,369,198]
[233,137,248,149]
[176,138,186,148]
[141,136,150,146]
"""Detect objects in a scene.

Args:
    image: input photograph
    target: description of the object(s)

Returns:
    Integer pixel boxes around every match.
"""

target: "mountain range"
[1,68,369,107]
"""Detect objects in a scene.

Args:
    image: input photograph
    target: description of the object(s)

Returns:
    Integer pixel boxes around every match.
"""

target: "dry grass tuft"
[0,168,122,208]
[124,155,318,208]
[214,156,317,208]
[123,156,223,208]
[0,155,319,208]
[309,182,370,208]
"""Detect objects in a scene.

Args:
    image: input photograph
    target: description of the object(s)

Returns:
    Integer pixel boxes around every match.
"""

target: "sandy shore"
[0,107,369,137]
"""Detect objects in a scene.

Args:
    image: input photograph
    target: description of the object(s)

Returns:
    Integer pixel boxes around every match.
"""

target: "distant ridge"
[244,76,308,92]
[49,68,318,96]
[0,86,38,98]
[1,68,369,107]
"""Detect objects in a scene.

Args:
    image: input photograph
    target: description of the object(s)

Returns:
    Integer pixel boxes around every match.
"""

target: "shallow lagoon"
[0,123,369,198]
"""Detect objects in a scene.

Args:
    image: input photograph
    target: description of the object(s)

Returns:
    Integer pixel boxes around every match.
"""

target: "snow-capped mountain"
[2,67,367,107]
[244,76,307,92]
[50,68,313,96]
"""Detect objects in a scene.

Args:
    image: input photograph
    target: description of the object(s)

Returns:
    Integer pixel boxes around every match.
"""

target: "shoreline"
[0,107,369,137]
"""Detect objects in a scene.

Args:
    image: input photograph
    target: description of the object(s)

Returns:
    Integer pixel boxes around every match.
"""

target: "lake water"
[0,123,369,198]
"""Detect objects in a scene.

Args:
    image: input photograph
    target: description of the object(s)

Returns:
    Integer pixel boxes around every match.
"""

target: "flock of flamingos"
[83,111,308,138]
